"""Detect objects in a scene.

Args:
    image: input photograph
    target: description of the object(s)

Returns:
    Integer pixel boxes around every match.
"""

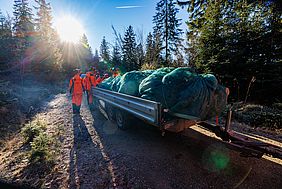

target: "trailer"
[93,87,282,159]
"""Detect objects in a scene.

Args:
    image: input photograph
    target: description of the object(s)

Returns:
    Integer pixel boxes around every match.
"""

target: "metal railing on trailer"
[92,87,282,159]
[92,87,162,129]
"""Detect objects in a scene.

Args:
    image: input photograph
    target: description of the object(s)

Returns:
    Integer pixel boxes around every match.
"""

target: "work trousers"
[86,90,94,110]
[72,93,83,113]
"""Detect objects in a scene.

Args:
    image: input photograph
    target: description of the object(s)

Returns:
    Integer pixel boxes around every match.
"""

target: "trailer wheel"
[106,105,116,122]
[116,110,130,130]
[93,99,100,111]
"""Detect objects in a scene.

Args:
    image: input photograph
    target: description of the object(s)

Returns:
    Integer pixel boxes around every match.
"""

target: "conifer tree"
[34,0,52,39]
[122,25,138,71]
[179,0,282,101]
[144,32,154,65]
[111,42,122,68]
[79,34,93,68]
[136,43,145,68]
[13,0,34,37]
[0,11,13,65]
[93,49,100,64]
[13,0,34,59]
[144,32,164,67]
[0,11,12,37]
[80,34,93,56]
[100,36,110,62]
[153,31,163,66]
[153,0,183,65]
[33,0,62,78]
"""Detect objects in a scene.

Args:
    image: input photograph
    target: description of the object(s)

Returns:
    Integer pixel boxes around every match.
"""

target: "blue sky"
[0,0,188,52]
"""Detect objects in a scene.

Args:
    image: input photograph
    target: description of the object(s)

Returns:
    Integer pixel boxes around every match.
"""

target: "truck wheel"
[106,105,116,122]
[116,110,131,130]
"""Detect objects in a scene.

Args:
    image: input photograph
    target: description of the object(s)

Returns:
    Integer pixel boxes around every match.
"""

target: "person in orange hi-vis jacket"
[69,69,85,114]
[89,68,98,110]
[95,72,103,85]
[90,68,97,87]
[84,71,95,110]
[96,73,109,85]
[111,67,120,77]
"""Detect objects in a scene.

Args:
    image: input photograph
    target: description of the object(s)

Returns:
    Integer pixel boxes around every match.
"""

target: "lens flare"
[202,144,230,172]
[55,15,85,43]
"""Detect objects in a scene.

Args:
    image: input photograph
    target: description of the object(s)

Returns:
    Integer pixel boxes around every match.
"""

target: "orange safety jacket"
[84,72,93,91]
[113,71,119,77]
[90,73,97,87]
[69,74,84,106]
[96,76,104,85]
[69,74,85,94]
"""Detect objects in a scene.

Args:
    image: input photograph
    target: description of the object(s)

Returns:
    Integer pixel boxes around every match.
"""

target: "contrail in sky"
[115,5,142,9]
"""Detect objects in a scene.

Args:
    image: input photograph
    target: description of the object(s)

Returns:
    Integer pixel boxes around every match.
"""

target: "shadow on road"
[90,109,282,189]
[69,114,91,188]
[69,113,122,188]
[0,180,36,189]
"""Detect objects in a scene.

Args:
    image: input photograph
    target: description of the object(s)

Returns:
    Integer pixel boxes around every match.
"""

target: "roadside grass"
[21,117,47,143]
[30,132,54,163]
[234,104,282,130]
[21,116,58,164]
[272,103,282,111]
[9,115,64,187]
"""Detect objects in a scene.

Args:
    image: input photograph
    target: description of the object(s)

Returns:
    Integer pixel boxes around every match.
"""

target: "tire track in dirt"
[44,94,282,189]
[52,95,128,189]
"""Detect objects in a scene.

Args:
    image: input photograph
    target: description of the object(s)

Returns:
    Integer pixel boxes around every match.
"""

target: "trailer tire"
[106,105,116,122]
[93,99,99,110]
[116,110,131,130]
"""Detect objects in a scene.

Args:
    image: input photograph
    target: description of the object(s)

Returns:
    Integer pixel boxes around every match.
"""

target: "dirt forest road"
[51,93,282,189]
[1,93,282,189]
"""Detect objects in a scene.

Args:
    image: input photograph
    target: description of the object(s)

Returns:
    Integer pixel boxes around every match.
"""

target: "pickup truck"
[93,87,282,159]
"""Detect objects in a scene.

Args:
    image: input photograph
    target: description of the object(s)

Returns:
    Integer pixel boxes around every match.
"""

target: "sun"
[55,15,85,43]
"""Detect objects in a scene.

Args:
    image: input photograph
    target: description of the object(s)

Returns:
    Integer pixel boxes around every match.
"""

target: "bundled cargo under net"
[111,76,122,92]
[118,70,153,96]
[97,77,114,90]
[97,67,228,120]
[161,67,227,120]
[139,67,175,104]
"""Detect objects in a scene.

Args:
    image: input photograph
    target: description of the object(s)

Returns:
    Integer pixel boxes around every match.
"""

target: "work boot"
[72,104,77,114]
[77,106,81,114]
[89,104,95,111]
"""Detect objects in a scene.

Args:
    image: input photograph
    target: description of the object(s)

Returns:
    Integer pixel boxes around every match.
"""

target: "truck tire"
[115,109,131,130]
[106,104,116,122]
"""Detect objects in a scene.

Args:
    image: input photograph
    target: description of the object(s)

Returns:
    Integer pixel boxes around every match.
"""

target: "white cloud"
[115,5,142,9]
